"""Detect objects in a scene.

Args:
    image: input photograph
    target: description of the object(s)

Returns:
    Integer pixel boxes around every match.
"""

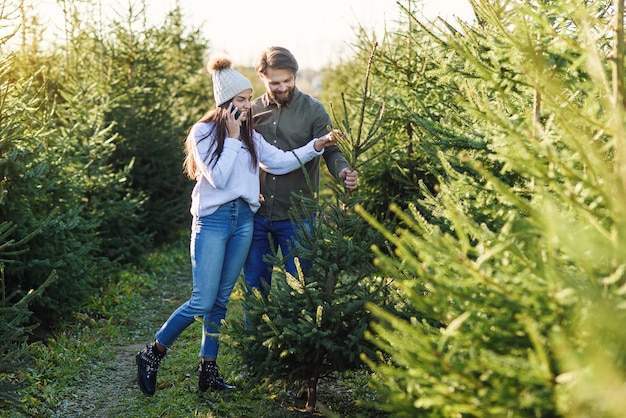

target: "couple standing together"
[136,46,358,396]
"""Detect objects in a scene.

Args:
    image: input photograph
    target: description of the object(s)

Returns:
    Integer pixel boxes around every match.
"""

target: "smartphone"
[228,102,241,120]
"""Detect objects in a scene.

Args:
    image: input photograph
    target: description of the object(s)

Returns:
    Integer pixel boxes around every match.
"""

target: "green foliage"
[0,218,57,409]
[352,0,626,416]
[0,48,106,325]
[0,270,55,410]
[323,19,484,227]
[328,43,385,172]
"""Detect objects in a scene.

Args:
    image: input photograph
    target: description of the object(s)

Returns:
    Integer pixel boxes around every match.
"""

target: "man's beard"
[270,87,294,106]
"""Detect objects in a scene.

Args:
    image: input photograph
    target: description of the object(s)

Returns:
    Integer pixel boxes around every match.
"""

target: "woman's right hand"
[314,129,343,152]
[226,105,241,139]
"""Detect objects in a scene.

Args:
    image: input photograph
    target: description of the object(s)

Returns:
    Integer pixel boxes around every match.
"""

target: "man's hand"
[339,167,358,190]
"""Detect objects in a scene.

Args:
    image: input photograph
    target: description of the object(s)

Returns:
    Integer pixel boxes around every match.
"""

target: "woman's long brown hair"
[183,102,258,180]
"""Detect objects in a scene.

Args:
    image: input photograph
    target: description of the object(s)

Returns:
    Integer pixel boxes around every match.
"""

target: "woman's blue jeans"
[155,199,253,358]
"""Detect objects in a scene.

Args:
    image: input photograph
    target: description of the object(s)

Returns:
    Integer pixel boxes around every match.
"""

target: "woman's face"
[230,89,253,121]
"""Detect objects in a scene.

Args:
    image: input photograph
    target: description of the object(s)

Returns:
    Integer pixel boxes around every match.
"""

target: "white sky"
[32,0,475,70]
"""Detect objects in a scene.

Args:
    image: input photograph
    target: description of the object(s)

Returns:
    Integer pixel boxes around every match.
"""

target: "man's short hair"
[256,46,298,77]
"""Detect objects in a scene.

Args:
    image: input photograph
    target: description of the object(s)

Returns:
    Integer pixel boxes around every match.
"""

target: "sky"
[35,0,475,70]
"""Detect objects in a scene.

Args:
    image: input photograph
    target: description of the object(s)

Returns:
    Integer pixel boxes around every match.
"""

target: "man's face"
[260,68,295,106]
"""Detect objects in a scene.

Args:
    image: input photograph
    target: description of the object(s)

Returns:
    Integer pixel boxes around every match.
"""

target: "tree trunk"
[305,371,319,412]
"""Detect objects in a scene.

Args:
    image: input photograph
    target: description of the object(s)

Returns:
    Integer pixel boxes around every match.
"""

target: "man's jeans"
[243,213,314,297]
[156,199,253,358]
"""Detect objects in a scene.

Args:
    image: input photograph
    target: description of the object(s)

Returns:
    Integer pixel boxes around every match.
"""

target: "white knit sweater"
[189,121,324,217]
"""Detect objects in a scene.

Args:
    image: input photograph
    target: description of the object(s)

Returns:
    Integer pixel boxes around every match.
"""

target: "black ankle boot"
[136,342,166,396]
[198,360,235,392]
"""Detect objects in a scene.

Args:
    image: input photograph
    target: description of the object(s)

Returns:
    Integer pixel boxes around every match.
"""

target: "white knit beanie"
[206,57,253,107]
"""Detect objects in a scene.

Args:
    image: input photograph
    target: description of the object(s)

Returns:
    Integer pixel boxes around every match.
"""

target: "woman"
[135,57,337,396]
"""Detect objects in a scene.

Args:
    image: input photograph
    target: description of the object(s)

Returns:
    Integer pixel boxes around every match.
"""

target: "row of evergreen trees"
[1,1,211,406]
[317,0,626,416]
[1,2,210,325]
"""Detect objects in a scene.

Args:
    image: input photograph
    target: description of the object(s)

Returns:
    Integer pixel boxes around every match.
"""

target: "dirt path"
[51,342,145,418]
[47,274,192,418]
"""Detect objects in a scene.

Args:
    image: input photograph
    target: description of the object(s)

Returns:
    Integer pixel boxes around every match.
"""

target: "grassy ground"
[3,236,386,418]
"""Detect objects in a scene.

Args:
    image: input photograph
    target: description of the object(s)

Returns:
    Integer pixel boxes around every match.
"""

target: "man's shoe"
[198,360,235,392]
[136,342,166,396]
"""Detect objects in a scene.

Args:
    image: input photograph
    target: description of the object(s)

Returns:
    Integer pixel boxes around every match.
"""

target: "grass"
[2,235,387,418]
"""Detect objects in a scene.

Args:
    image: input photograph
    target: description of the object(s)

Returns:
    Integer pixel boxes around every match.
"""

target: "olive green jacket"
[252,87,349,220]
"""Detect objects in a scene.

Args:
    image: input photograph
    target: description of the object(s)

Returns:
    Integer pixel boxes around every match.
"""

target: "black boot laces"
[139,344,165,377]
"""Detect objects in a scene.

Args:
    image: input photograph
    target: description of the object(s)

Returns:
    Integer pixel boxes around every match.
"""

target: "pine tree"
[101,4,212,245]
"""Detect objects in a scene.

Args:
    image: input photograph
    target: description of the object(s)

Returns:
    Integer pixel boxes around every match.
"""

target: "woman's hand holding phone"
[230,104,242,120]
[226,104,242,139]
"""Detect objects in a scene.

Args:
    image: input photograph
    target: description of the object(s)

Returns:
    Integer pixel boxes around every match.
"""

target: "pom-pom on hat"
[207,56,253,107]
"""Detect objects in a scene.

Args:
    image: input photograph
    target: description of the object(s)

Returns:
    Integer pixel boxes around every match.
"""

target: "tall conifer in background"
[102,4,211,247]
[0,2,106,325]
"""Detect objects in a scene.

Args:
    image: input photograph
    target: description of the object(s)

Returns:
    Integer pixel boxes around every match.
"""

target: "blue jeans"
[155,199,253,358]
[243,213,314,297]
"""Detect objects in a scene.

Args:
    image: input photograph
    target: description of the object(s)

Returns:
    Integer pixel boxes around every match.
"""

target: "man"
[243,46,358,296]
